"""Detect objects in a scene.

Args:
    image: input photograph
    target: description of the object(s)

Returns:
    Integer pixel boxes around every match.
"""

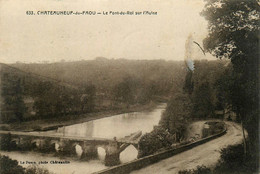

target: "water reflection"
[54,103,166,140]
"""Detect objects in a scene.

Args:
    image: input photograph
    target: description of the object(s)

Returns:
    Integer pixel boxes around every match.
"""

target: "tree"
[33,81,57,118]
[183,69,194,95]
[214,66,233,111]
[80,85,96,112]
[160,92,192,139]
[113,77,135,104]
[201,0,259,169]
[192,81,214,119]
[13,79,26,122]
[1,76,26,122]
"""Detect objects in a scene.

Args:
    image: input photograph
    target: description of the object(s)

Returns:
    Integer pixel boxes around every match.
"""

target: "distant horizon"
[1,55,221,65]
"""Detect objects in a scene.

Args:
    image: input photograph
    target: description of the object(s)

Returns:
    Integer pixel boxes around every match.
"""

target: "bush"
[0,155,54,174]
[25,165,54,174]
[213,144,257,174]
[138,126,174,158]
[178,165,211,174]
[0,134,17,151]
[0,155,25,174]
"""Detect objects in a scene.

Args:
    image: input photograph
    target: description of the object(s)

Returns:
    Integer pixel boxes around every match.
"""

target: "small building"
[23,96,36,116]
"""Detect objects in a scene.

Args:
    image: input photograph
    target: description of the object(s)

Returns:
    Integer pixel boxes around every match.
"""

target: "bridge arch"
[80,143,98,160]
[97,146,106,161]
[54,142,60,152]
[74,144,83,157]
[31,139,41,149]
[46,141,57,152]
[10,139,19,146]
[119,144,138,163]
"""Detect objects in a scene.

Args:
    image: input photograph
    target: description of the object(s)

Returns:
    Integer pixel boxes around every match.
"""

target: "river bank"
[0,102,160,132]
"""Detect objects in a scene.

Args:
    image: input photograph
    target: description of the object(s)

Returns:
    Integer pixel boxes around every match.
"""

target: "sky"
[0,0,216,63]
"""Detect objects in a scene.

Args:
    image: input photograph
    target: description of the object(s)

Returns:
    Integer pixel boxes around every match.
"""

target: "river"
[0,103,166,174]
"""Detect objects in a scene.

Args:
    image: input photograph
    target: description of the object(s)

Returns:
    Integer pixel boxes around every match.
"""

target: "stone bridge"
[0,130,142,166]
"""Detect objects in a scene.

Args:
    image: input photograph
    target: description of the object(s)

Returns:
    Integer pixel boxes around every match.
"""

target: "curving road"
[131,121,245,174]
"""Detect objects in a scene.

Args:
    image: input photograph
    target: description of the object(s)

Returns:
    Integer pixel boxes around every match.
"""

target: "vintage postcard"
[0,0,259,174]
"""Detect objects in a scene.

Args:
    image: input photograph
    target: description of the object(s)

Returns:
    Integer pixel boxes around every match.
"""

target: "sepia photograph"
[0,0,259,173]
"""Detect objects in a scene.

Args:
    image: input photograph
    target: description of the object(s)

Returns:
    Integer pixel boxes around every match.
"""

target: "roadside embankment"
[131,121,244,174]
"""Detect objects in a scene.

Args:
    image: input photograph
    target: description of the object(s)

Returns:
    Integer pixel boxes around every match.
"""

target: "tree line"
[0,59,186,123]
